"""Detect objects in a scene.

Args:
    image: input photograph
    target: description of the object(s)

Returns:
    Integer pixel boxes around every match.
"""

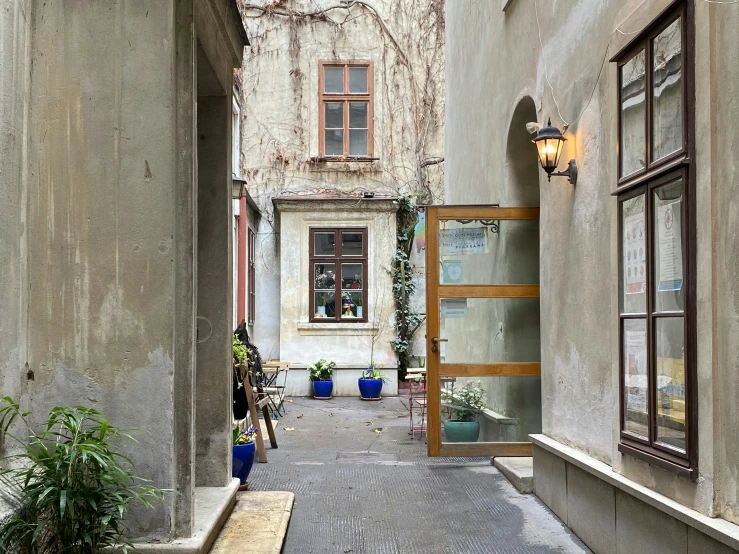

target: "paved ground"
[250,397,591,554]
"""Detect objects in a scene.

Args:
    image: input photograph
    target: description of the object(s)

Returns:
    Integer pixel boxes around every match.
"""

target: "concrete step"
[493,456,534,494]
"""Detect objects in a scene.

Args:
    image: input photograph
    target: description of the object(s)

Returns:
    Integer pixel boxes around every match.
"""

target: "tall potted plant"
[358,361,386,400]
[232,425,258,490]
[309,358,336,399]
[442,380,486,442]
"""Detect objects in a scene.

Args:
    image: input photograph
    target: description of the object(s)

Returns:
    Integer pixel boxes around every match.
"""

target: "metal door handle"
[431,337,448,353]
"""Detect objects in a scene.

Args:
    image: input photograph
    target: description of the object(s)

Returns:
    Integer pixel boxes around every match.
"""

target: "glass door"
[425,205,541,457]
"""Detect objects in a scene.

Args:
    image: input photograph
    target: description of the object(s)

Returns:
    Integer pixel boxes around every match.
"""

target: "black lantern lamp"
[532,118,577,185]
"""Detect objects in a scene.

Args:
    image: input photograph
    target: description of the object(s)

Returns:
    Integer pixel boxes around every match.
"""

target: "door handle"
[431,337,448,353]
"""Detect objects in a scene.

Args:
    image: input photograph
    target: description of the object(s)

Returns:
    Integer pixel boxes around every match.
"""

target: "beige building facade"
[445,0,739,552]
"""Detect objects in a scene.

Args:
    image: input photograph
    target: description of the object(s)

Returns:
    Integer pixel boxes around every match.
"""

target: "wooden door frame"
[425,205,541,457]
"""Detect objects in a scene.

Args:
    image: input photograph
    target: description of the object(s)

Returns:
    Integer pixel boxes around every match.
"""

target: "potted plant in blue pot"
[442,380,485,442]
[358,361,386,401]
[309,358,336,399]
[232,425,258,490]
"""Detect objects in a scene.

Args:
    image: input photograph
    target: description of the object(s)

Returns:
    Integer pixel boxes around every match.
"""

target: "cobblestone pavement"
[249,396,591,554]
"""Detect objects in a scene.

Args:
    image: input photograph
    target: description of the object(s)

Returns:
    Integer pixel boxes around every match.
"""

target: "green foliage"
[0,397,169,553]
[233,333,248,366]
[361,362,387,383]
[441,381,486,422]
[391,195,425,379]
[232,426,259,446]
[308,359,336,381]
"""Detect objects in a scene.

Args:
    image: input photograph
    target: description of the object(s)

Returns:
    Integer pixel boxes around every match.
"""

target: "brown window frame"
[318,61,374,159]
[309,227,368,323]
[248,228,256,326]
[613,0,697,478]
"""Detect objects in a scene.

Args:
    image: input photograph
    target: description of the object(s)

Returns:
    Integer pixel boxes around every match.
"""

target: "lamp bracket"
[550,159,578,185]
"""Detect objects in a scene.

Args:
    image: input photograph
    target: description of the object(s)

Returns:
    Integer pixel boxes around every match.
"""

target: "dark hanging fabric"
[232,321,265,422]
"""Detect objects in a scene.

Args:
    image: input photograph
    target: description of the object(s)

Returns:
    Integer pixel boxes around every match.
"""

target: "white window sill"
[296,322,379,336]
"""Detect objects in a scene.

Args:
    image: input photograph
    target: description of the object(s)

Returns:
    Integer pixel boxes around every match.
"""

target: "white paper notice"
[624,213,646,295]
[657,201,683,292]
[440,298,467,319]
[440,227,488,256]
[625,327,648,413]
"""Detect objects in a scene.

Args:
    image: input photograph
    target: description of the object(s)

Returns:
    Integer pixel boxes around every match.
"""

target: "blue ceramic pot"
[313,379,333,399]
[358,378,383,399]
[443,420,480,442]
[232,441,256,485]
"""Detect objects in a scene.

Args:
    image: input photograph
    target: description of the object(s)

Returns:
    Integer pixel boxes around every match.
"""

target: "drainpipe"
[237,193,247,324]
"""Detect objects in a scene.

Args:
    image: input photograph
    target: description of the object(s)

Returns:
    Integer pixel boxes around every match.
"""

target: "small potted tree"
[309,358,336,399]
[442,380,486,442]
[232,425,259,489]
[358,361,386,400]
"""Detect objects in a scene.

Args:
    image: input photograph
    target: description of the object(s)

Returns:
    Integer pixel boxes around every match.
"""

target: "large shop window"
[310,228,367,323]
[615,2,695,477]
[319,62,373,158]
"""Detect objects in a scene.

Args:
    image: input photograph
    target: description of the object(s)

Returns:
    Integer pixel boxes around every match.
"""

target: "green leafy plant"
[441,381,486,422]
[233,333,249,366]
[308,359,335,381]
[361,362,387,382]
[232,425,259,446]
[0,397,169,553]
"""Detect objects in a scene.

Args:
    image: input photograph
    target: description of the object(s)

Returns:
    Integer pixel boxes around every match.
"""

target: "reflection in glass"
[623,318,648,439]
[655,317,686,452]
[314,263,336,290]
[653,178,684,312]
[325,102,344,129]
[620,49,647,177]
[653,18,683,161]
[341,232,363,256]
[440,297,540,364]
[621,194,646,314]
[314,292,335,318]
[341,292,362,319]
[325,130,343,156]
[341,263,363,290]
[349,130,368,156]
[314,232,335,256]
[349,102,367,128]
[324,66,344,93]
[349,67,368,93]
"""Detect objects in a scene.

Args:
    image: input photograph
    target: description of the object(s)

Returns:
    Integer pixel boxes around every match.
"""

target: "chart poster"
[440,227,488,256]
[624,213,646,295]
[657,201,683,292]
[440,298,467,319]
[625,327,648,413]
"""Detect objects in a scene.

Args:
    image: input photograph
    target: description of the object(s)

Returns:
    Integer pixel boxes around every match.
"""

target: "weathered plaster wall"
[237,0,445,360]
[445,0,738,523]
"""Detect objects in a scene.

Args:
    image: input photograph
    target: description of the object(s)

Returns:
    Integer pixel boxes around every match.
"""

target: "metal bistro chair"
[407,369,427,439]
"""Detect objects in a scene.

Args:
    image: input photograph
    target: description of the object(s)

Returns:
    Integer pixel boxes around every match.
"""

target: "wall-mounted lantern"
[532,118,577,185]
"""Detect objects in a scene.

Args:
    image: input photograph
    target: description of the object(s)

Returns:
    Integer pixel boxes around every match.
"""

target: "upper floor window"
[310,227,367,323]
[614,2,695,478]
[319,62,373,158]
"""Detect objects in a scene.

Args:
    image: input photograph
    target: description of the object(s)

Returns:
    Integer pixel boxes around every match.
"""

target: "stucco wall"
[445,0,739,524]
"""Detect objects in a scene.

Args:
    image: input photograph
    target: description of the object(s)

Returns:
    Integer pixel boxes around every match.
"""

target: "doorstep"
[492,456,534,494]
[209,491,295,554]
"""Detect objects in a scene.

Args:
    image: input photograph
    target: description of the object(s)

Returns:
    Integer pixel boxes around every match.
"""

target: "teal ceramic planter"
[443,420,480,442]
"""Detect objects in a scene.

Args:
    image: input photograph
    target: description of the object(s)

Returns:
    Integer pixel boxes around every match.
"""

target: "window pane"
[653,177,684,311]
[349,102,368,128]
[341,232,363,256]
[325,130,344,156]
[621,194,646,314]
[314,292,336,318]
[340,292,363,319]
[349,66,368,93]
[325,102,344,129]
[656,317,686,452]
[349,130,368,156]
[623,318,649,439]
[341,263,363,290]
[314,232,335,256]
[620,49,647,177]
[653,18,683,161]
[324,66,344,93]
[314,263,336,290]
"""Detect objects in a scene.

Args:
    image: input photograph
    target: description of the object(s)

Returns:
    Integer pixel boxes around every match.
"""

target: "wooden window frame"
[318,61,374,159]
[309,227,368,323]
[613,0,697,478]
[248,228,256,326]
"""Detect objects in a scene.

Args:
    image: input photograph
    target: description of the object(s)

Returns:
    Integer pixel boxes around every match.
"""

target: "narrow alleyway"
[250,397,590,554]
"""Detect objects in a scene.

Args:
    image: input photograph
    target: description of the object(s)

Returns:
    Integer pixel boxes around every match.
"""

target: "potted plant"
[309,358,336,399]
[358,361,386,400]
[441,380,486,442]
[232,425,259,489]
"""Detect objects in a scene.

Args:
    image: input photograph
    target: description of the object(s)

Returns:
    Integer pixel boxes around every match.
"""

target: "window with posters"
[615,2,695,478]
